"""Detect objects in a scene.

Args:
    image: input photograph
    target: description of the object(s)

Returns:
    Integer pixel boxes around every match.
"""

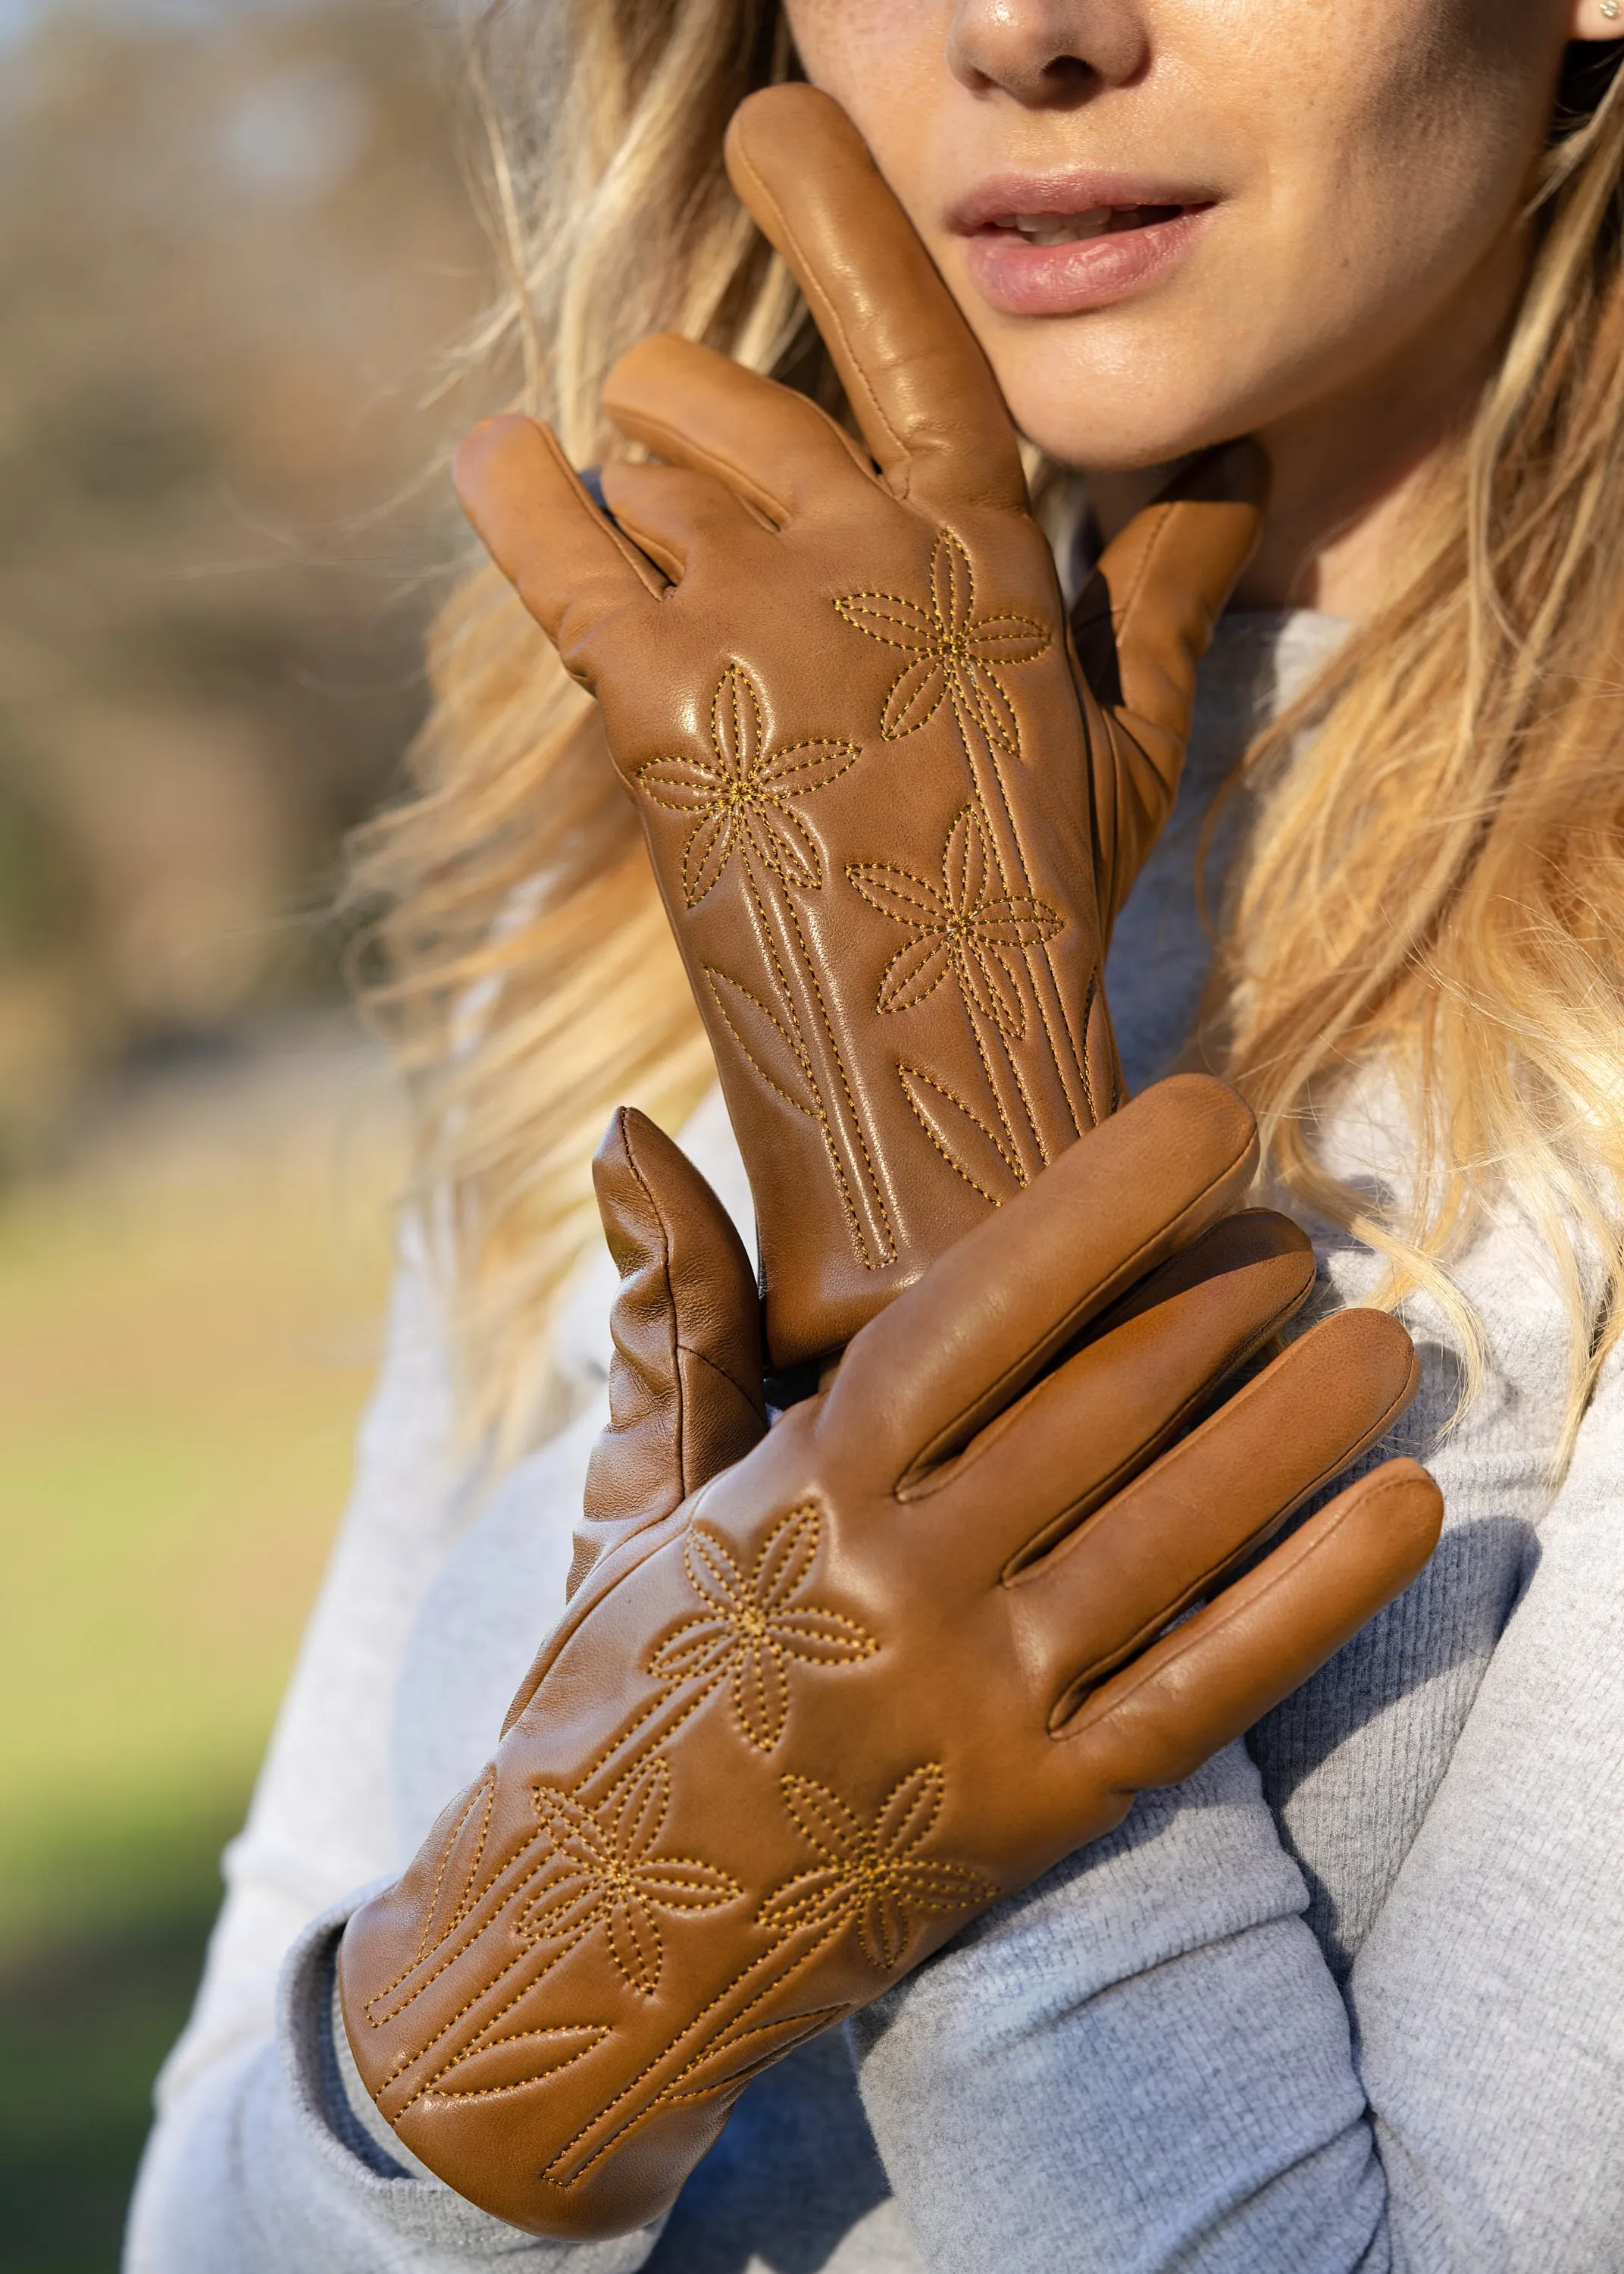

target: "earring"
[1605,3,1622,20]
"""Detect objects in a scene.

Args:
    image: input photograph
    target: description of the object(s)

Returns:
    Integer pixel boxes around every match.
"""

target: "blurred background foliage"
[0,1,496,2262]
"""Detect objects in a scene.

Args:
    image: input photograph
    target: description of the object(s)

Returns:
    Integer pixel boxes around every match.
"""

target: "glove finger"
[724,86,1025,512]
[599,460,768,584]
[1052,1459,1441,1796]
[572,1108,767,1596]
[1072,443,1267,930]
[453,415,664,675]
[919,1210,1314,1571]
[830,1073,1259,1486]
[1014,1307,1420,1718]
[603,335,871,524]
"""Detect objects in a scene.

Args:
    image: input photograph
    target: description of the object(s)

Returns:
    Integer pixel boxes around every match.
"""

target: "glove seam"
[728,136,912,499]
[899,1127,1255,1483]
[609,401,797,526]
[1035,1330,1422,1712]
[618,1109,686,1497]
[1055,1465,1420,1743]
[680,1339,766,1419]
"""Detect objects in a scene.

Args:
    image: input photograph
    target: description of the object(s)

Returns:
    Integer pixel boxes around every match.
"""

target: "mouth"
[953,174,1219,318]
[987,204,1197,247]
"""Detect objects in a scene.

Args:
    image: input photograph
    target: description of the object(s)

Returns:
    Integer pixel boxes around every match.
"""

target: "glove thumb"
[571,1107,767,1595]
[1072,440,1267,935]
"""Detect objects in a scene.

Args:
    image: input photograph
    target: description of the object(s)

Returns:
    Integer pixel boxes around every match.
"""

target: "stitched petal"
[532,1785,596,1843]
[859,1885,912,1970]
[607,1892,664,1996]
[847,860,945,930]
[608,1757,670,1865]
[646,1617,737,1687]
[759,738,861,797]
[756,1865,849,1937]
[771,1608,878,1662]
[754,1506,819,1611]
[880,656,947,741]
[550,1829,613,1890]
[893,1859,1000,1913]
[686,1524,750,1614]
[965,611,1049,664]
[834,591,934,650]
[516,1865,601,1944]
[635,756,724,810]
[977,897,1062,948]
[942,807,989,917]
[712,664,763,780]
[732,1639,790,1752]
[877,935,953,1016]
[637,1858,744,1912]
[781,1774,866,1866]
[931,530,974,634]
[875,1764,946,1858]
[683,810,735,907]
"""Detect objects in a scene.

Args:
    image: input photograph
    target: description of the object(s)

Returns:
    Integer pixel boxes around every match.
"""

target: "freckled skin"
[781,1,1611,606]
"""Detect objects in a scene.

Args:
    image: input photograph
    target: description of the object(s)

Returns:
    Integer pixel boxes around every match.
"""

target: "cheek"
[781,0,943,107]
[779,1,949,198]
[1244,0,1543,255]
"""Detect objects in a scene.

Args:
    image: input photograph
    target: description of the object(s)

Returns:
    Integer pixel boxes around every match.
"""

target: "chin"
[993,350,1256,476]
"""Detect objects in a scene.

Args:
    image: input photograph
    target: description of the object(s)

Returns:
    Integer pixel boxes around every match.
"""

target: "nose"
[947,0,1150,105]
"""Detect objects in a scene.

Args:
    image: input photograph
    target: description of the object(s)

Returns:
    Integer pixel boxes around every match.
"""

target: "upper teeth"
[1010,210,1116,246]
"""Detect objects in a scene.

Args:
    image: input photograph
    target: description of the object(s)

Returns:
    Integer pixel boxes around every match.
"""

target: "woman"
[130,3,1624,2269]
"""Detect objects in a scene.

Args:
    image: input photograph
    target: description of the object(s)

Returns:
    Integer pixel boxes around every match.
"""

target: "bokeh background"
[0,2,496,2261]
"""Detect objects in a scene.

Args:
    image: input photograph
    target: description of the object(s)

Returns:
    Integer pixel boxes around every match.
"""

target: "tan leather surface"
[1075,443,1269,938]
[452,86,1263,1372]
[337,1077,1442,2238]
[565,1109,768,1607]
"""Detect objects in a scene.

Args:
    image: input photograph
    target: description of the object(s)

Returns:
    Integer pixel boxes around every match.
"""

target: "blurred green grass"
[0,1026,400,2270]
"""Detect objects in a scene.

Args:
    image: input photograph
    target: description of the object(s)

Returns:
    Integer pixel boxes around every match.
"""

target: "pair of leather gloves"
[338,86,1441,2239]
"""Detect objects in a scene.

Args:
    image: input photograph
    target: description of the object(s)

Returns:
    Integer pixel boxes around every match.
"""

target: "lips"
[951,172,1219,318]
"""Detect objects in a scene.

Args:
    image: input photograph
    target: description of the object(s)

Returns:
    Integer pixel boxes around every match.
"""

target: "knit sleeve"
[851,1739,1393,2273]
[1345,1345,1624,2266]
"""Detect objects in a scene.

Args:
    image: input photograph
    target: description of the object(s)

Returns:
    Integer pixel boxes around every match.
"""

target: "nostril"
[947,2,1149,105]
[1040,55,1095,99]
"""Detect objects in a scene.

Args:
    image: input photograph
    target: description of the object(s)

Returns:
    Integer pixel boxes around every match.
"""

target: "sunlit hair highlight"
[349,2,804,1450]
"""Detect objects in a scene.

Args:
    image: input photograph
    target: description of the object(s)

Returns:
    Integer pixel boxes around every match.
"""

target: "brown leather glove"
[569,1104,768,1595]
[337,1077,1441,2238]
[452,85,1265,1376]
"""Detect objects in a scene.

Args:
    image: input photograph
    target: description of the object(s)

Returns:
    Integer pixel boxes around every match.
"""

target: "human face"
[781,1,1603,477]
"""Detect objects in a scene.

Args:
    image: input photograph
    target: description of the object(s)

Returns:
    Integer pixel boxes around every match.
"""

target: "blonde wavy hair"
[350,8,1624,1464]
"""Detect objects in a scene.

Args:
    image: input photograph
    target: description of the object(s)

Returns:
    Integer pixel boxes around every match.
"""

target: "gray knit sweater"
[126,614,1624,2272]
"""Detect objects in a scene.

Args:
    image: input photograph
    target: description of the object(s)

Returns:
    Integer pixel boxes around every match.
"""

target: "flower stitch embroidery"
[635,662,860,907]
[523,1758,741,1997]
[835,528,1048,753]
[757,1763,997,1970]
[647,1507,878,1752]
[848,806,1061,1041]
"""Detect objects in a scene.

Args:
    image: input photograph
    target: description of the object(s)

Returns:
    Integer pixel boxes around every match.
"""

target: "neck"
[1087,230,1529,622]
